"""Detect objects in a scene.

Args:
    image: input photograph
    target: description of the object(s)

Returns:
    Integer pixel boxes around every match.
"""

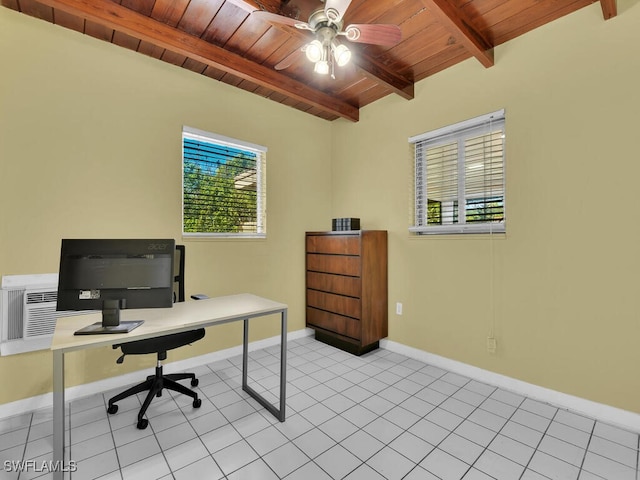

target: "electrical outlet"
[486,336,497,354]
[396,302,403,315]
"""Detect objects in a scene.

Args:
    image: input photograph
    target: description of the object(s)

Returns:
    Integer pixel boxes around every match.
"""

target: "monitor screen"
[56,239,176,334]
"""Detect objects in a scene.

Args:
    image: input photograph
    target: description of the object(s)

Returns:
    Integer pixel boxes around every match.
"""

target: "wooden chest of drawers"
[305,230,388,355]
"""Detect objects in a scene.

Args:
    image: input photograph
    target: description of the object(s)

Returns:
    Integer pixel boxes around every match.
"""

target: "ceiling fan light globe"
[333,43,351,66]
[314,60,330,75]
[305,40,323,63]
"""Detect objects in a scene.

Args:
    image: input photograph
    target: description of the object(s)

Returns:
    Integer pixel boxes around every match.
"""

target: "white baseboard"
[0,328,314,420]
[4,330,638,435]
[381,339,640,433]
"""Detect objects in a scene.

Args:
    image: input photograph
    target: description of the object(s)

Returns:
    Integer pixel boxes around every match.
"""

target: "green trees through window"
[182,128,266,236]
[427,197,504,225]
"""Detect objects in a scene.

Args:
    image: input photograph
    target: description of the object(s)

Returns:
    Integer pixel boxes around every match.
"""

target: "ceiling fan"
[252,0,402,77]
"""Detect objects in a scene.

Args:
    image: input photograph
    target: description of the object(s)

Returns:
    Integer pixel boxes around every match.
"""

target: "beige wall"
[0,7,332,404]
[331,1,640,413]
[2,1,640,415]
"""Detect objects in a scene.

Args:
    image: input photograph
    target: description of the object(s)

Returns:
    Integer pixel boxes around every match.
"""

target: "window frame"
[182,126,267,239]
[409,109,506,235]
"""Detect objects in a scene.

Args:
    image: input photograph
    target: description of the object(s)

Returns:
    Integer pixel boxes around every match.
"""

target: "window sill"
[182,233,266,240]
[409,223,505,235]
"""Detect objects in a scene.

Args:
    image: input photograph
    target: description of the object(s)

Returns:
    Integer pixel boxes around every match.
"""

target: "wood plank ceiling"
[2,0,617,122]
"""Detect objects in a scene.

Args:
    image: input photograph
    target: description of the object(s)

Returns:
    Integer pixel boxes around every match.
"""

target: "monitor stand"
[74,299,144,335]
[73,321,143,335]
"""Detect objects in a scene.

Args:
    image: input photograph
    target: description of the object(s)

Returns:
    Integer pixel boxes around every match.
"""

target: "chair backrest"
[174,245,185,304]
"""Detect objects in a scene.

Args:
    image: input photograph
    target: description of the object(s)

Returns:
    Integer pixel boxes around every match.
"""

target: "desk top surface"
[51,293,287,353]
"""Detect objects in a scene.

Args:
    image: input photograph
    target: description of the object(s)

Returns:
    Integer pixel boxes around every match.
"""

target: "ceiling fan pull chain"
[330,54,336,80]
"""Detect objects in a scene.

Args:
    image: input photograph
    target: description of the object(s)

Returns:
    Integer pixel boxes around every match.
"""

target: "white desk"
[51,293,287,480]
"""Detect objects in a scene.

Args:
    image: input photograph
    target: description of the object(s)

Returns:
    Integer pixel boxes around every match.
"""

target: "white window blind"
[409,110,505,235]
[182,127,266,237]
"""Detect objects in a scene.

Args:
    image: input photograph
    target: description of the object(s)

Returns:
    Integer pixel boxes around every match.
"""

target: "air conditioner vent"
[5,289,24,341]
[26,290,58,304]
[25,304,58,337]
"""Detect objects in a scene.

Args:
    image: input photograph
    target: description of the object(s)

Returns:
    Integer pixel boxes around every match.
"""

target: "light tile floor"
[1,336,638,480]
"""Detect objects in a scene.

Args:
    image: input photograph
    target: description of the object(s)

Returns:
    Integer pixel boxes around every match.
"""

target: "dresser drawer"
[306,235,361,255]
[306,307,361,340]
[306,254,361,276]
[306,271,361,297]
[307,290,361,319]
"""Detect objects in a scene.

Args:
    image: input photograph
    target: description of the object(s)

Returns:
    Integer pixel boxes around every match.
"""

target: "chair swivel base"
[107,366,202,429]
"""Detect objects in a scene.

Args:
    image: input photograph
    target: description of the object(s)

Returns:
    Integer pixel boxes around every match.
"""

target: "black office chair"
[106,245,206,430]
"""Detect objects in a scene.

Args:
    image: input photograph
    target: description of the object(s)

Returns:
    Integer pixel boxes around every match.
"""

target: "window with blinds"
[182,126,266,237]
[409,110,505,235]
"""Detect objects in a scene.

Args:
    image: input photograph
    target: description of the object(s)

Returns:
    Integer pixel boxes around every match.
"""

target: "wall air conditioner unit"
[0,274,90,356]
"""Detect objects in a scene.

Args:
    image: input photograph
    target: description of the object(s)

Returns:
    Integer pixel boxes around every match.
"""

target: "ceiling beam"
[226,0,283,14]
[37,0,360,121]
[600,0,617,20]
[352,55,414,100]
[419,0,494,68]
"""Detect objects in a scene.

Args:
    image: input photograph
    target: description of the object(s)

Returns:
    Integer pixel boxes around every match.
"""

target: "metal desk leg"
[242,317,250,391]
[279,309,287,419]
[241,310,287,422]
[52,349,65,480]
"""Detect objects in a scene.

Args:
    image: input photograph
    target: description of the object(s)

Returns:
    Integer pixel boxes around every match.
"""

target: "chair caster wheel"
[137,419,149,430]
[191,378,199,387]
[107,404,118,415]
[193,398,202,408]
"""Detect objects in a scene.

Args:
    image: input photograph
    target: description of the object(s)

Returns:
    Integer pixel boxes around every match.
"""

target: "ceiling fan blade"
[252,10,310,29]
[344,24,402,46]
[325,0,353,22]
[274,48,304,70]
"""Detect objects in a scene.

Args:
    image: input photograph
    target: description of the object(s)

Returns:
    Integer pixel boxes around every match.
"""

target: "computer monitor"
[56,239,176,335]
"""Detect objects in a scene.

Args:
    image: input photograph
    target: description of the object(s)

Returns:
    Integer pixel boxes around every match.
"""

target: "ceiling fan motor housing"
[308,8,344,32]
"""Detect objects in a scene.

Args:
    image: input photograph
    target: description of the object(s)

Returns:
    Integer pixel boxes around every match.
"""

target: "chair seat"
[119,328,205,355]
